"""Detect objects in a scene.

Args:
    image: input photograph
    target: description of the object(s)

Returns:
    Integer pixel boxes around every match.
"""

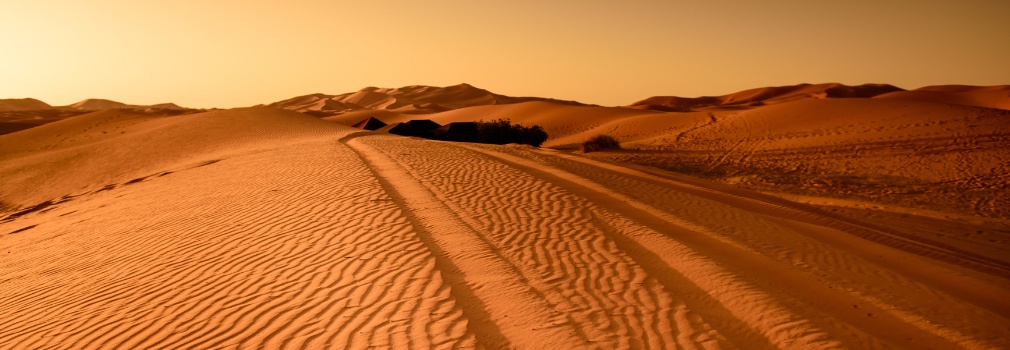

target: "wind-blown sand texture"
[2,105,1009,349]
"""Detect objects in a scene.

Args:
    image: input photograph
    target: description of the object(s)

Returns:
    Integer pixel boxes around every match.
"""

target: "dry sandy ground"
[2,106,1009,349]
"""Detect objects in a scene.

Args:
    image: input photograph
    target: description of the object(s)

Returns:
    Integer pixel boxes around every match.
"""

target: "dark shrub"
[582,135,621,152]
[476,118,548,147]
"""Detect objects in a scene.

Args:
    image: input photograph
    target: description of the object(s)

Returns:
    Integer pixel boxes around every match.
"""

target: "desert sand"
[2,84,1009,349]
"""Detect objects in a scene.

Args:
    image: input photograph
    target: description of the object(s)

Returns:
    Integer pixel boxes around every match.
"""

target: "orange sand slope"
[2,107,1009,349]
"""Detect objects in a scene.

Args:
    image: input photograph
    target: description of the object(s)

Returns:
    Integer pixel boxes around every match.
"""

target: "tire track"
[468,144,1007,349]
[344,135,591,349]
[351,135,730,349]
[456,144,862,349]
[534,147,1010,316]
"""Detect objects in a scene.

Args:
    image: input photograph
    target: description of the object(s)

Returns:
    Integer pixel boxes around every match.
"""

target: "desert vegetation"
[475,118,549,147]
[582,134,621,152]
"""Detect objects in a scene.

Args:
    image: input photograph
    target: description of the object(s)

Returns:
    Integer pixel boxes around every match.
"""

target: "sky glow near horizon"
[1,0,1008,108]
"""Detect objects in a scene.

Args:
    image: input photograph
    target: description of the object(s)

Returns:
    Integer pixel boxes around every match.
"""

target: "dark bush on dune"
[582,135,621,152]
[476,118,548,147]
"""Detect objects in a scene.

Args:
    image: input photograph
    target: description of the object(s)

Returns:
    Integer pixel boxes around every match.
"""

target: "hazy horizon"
[3,0,1008,108]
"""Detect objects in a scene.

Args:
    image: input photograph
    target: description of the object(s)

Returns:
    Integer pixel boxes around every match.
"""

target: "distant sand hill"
[0,98,193,135]
[0,98,189,113]
[627,83,903,111]
[628,83,1009,111]
[0,98,54,111]
[266,83,587,116]
[876,85,1010,110]
[61,98,187,112]
[1,84,1009,349]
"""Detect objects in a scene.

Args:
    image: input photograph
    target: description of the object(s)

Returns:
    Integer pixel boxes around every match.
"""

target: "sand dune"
[2,105,1009,349]
[1,116,475,348]
[0,107,312,209]
[268,83,587,116]
[0,111,89,136]
[875,85,1010,110]
[60,99,188,111]
[64,99,132,111]
[0,98,54,112]
[0,98,191,136]
[578,98,1010,219]
[628,83,905,112]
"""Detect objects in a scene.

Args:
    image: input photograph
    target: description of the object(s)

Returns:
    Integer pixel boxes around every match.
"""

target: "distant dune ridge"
[0,98,188,112]
[0,98,54,111]
[875,84,1010,110]
[0,98,193,135]
[2,83,1009,349]
[626,83,1010,112]
[266,83,588,116]
[61,98,187,112]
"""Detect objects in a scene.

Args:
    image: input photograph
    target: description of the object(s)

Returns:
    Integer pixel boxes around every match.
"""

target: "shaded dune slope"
[2,108,1009,349]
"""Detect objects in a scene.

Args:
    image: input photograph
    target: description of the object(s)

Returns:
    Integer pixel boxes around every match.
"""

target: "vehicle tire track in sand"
[350,135,732,349]
[0,135,475,349]
[533,147,1010,317]
[462,144,1005,348]
[343,135,591,349]
[469,144,1006,349]
[454,145,867,349]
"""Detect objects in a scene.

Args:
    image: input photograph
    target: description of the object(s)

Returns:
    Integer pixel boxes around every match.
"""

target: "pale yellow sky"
[2,0,1008,108]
